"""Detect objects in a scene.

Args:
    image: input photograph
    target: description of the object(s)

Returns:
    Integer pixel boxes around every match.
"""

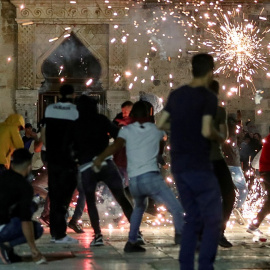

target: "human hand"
[93,156,103,172]
[32,250,47,265]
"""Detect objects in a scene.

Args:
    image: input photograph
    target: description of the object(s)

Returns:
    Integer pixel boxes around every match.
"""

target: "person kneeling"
[0,149,46,264]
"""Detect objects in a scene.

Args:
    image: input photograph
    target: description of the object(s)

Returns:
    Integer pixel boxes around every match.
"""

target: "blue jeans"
[228,166,248,209]
[174,171,222,270]
[128,171,184,243]
[0,218,43,247]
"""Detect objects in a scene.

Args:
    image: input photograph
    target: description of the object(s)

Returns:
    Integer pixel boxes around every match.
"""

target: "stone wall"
[0,0,17,122]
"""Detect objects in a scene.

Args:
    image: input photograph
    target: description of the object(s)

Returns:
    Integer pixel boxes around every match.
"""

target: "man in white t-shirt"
[94,101,184,252]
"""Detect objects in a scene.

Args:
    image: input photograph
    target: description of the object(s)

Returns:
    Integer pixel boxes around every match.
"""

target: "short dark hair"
[130,101,148,118]
[192,53,214,78]
[59,84,74,97]
[209,80,219,95]
[121,101,133,108]
[11,148,32,167]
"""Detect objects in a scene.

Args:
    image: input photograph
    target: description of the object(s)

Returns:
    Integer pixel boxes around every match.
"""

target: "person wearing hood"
[0,114,24,174]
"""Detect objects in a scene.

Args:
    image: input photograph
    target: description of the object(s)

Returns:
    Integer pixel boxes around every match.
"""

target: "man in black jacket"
[75,96,139,246]
[41,84,79,244]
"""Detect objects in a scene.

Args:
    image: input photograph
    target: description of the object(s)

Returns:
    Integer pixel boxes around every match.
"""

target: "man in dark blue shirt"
[157,53,223,270]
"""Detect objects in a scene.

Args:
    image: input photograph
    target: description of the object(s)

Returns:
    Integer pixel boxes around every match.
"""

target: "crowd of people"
[0,53,269,269]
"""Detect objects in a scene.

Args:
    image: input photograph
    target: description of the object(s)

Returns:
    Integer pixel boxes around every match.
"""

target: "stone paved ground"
[2,216,270,270]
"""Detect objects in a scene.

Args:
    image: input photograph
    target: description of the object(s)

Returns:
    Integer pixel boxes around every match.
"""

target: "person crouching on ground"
[93,101,184,252]
[0,148,45,264]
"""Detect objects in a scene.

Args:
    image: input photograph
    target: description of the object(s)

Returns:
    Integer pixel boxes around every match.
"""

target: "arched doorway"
[38,32,105,120]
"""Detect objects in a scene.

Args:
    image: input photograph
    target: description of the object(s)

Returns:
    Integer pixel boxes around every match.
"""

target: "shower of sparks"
[202,10,269,94]
[19,0,268,231]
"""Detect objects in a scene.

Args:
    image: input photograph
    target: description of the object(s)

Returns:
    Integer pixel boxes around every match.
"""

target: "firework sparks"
[201,9,269,94]
[18,0,268,230]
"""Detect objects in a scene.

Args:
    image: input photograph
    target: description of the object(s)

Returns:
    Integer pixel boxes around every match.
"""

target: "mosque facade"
[0,0,270,135]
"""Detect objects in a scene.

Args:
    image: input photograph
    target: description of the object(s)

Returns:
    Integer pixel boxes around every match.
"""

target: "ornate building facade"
[1,0,270,135]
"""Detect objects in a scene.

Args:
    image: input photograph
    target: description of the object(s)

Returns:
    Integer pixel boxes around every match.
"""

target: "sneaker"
[54,235,79,244]
[174,233,181,245]
[0,244,11,264]
[68,220,85,234]
[137,231,146,245]
[32,253,47,265]
[233,208,245,225]
[90,234,104,246]
[219,234,233,248]
[247,225,264,236]
[247,226,267,242]
[39,216,50,226]
[124,241,146,253]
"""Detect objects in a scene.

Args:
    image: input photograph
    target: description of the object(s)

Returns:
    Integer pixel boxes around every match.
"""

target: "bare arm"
[93,137,125,168]
[202,115,225,143]
[21,221,42,258]
[156,110,170,130]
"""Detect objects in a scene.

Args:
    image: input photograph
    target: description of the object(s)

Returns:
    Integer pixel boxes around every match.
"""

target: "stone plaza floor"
[2,215,270,270]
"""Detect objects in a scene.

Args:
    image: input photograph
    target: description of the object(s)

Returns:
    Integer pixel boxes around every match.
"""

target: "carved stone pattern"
[18,24,35,89]
[18,6,128,20]
[35,25,63,67]
[109,26,128,90]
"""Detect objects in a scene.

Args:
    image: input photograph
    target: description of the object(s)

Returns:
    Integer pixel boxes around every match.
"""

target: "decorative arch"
[36,28,108,90]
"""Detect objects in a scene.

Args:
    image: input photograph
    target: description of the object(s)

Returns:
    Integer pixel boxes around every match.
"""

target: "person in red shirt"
[247,133,270,237]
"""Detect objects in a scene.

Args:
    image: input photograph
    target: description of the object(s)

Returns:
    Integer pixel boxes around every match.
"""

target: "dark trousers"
[212,159,235,233]
[253,171,270,228]
[0,218,43,247]
[71,173,86,222]
[48,163,77,239]
[174,170,222,270]
[81,160,133,235]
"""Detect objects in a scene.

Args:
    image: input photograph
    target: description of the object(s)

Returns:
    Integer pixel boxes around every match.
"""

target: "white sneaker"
[246,226,267,242]
[247,226,264,236]
[55,235,79,244]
